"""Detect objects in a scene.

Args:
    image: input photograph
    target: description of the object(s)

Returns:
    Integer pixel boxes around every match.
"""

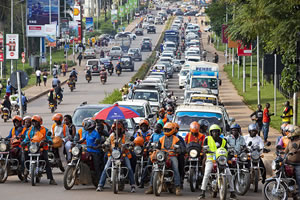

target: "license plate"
[4,113,8,115]
[50,104,54,107]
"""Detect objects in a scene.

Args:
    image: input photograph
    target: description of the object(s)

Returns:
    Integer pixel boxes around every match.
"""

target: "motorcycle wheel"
[254,169,259,192]
[17,170,25,181]
[31,163,36,186]
[101,81,105,85]
[189,168,197,192]
[112,168,119,194]
[218,176,227,200]
[117,73,120,76]
[0,161,8,183]
[63,166,76,190]
[70,87,73,92]
[88,79,90,83]
[36,176,40,183]
[17,110,20,115]
[110,72,113,76]
[4,118,7,122]
[134,164,142,187]
[51,107,55,113]
[234,172,250,196]
[118,183,125,191]
[153,171,162,196]
[263,180,288,200]
[58,100,61,105]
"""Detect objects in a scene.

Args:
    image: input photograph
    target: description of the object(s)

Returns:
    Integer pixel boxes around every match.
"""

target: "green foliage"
[205,0,226,37]
[280,65,300,94]
[100,89,122,104]
[101,23,116,35]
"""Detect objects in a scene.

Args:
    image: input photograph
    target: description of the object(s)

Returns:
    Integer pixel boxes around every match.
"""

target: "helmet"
[83,118,96,131]
[230,123,241,131]
[134,136,144,146]
[50,88,54,92]
[173,122,180,131]
[209,124,221,135]
[281,123,288,131]
[198,119,210,128]
[12,115,23,122]
[190,121,200,133]
[248,123,258,133]
[31,115,43,125]
[157,119,165,127]
[52,113,63,122]
[23,116,31,121]
[167,93,172,98]
[286,124,295,134]
[166,106,173,113]
[159,108,165,114]
[288,126,300,138]
[163,122,176,136]
[139,119,149,127]
[82,118,89,126]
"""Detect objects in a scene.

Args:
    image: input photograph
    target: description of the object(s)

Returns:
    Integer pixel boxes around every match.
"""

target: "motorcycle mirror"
[47,131,52,137]
[248,141,252,146]
[292,143,298,149]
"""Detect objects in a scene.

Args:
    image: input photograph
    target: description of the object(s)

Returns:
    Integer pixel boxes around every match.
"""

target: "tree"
[205,0,226,37]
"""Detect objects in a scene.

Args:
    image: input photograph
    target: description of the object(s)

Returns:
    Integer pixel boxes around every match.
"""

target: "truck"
[164,30,179,46]
[114,32,131,52]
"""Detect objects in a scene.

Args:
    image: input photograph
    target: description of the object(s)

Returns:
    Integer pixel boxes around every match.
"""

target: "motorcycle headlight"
[271,160,276,171]
[29,144,38,153]
[189,149,198,158]
[0,142,7,152]
[72,147,80,156]
[156,151,165,162]
[251,151,260,160]
[134,146,142,155]
[240,152,248,162]
[112,150,121,159]
[217,155,227,166]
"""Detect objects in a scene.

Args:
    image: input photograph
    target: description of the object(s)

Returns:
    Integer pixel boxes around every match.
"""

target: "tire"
[17,171,25,181]
[70,87,73,92]
[134,164,142,187]
[63,166,76,190]
[112,168,119,194]
[88,79,90,83]
[189,168,197,192]
[219,176,227,200]
[263,180,288,200]
[131,67,134,72]
[234,172,250,196]
[31,163,36,186]
[0,161,8,183]
[153,171,162,196]
[51,107,55,113]
[254,169,259,192]
[4,118,7,123]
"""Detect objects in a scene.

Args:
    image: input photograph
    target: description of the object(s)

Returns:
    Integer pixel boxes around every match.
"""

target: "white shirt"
[243,134,264,150]
[54,124,69,141]
[36,70,41,76]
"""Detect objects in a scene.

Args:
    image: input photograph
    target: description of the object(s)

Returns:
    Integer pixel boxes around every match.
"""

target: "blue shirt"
[17,95,27,106]
[23,126,52,143]
[52,78,59,85]
[225,135,246,153]
[149,132,164,143]
[82,130,101,153]
[6,126,24,139]
[6,84,11,93]
[134,130,150,139]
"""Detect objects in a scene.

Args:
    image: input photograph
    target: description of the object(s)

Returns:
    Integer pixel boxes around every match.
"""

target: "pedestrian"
[202,50,207,61]
[42,69,48,86]
[35,68,42,86]
[281,101,293,124]
[0,80,3,97]
[214,52,219,63]
[64,62,68,76]
[250,104,263,136]
[53,63,58,77]
[262,103,274,143]
[77,53,83,67]
[207,35,210,44]
[61,62,67,76]
[5,80,12,97]
[58,64,62,76]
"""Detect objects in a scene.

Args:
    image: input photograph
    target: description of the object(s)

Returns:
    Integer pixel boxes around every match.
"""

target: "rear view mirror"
[47,131,52,137]
[292,143,298,149]
[248,141,253,146]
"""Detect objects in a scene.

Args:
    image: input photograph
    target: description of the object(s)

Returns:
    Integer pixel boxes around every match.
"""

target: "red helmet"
[31,115,43,125]
[52,113,63,123]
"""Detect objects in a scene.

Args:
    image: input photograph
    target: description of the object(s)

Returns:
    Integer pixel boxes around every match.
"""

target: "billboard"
[237,43,252,56]
[45,24,57,47]
[221,24,228,44]
[6,34,19,60]
[27,0,60,37]
[69,21,79,38]
[0,32,3,62]
[86,17,94,32]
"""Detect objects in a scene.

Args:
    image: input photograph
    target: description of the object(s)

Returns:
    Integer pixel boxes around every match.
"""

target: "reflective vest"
[282,107,293,123]
[206,136,226,160]
[78,129,86,144]
[157,115,168,124]
[11,127,26,138]
[186,132,205,144]
[52,123,67,137]
[159,135,180,156]
[282,136,289,148]
[136,131,151,142]
[110,134,132,158]
[27,126,48,150]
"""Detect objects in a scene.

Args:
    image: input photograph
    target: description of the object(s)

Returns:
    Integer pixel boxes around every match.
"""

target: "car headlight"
[189,149,198,158]
[240,152,248,162]
[0,142,7,152]
[156,151,165,162]
[217,155,227,166]
[134,146,142,155]
[72,147,80,156]
[29,144,38,154]
[112,150,121,159]
[271,160,276,171]
[251,151,260,160]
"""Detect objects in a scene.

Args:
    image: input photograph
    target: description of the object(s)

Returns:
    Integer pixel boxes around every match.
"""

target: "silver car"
[128,48,142,61]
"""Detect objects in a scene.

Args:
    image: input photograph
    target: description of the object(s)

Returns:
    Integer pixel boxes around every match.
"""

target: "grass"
[211,33,226,52]
[100,89,122,104]
[223,58,300,131]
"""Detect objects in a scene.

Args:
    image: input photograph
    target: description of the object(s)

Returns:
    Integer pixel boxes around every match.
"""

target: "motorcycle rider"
[166,106,174,122]
[51,113,70,168]
[115,61,122,73]
[99,68,108,82]
[7,115,26,139]
[108,61,114,73]
[97,121,136,193]
[244,123,267,184]
[134,119,152,141]
[86,66,92,79]
[285,126,300,195]
[157,108,168,124]
[100,49,105,58]
[185,121,205,145]
[48,88,57,109]
[23,116,32,135]
[22,115,57,185]
[54,83,63,102]
[199,124,237,199]
[198,119,210,136]
[226,123,246,153]
[2,95,12,118]
[277,124,293,149]
[146,122,183,196]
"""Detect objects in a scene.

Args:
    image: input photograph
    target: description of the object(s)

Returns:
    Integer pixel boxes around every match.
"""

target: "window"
[87,61,99,66]
[112,47,121,50]
[73,108,103,127]
[191,77,218,89]
[121,105,145,117]
[133,91,158,102]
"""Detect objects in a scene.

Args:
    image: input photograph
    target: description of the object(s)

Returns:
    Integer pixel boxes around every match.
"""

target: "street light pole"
[49,0,52,75]
[11,0,13,74]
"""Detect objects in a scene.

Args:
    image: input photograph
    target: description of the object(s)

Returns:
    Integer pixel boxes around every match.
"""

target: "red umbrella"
[94,103,140,120]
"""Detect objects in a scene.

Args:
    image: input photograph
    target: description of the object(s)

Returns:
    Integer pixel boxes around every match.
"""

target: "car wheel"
[133,36,136,40]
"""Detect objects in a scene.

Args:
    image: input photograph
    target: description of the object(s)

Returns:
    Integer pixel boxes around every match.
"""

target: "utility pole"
[11,0,13,74]
[274,54,277,116]
[225,5,228,65]
[231,48,234,77]
[49,0,52,75]
[243,56,246,92]
[257,35,261,105]
[21,3,26,60]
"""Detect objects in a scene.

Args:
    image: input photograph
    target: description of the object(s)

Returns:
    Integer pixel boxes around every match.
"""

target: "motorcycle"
[263,144,299,200]
[63,142,99,190]
[116,68,122,76]
[57,90,63,105]
[134,144,150,187]
[108,67,114,76]
[67,80,75,92]
[185,142,203,192]
[48,146,65,172]
[204,146,228,200]
[228,146,251,195]
[1,107,10,122]
[49,102,56,113]
[152,145,179,196]
[0,137,25,183]
[86,73,92,83]
[100,75,107,85]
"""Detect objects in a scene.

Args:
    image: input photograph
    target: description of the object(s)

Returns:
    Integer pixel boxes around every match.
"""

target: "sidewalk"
[25,18,141,102]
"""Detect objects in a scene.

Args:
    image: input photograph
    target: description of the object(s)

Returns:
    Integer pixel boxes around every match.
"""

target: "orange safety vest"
[159,135,180,156]
[157,115,168,124]
[110,134,132,159]
[27,126,48,150]
[186,132,205,145]
[78,128,86,144]
[11,127,26,138]
[282,136,289,148]
[136,131,151,142]
[52,123,67,137]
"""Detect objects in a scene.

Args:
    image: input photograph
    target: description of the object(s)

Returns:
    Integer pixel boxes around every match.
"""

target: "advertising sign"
[0,32,4,62]
[237,43,252,56]
[6,34,19,60]
[228,37,239,48]
[45,24,57,47]
[73,5,81,21]
[26,0,60,37]
[69,21,79,38]
[111,9,118,23]
[221,24,228,44]
[86,17,94,32]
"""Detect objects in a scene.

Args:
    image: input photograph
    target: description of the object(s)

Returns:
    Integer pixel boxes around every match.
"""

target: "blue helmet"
[248,123,258,133]
[230,123,241,130]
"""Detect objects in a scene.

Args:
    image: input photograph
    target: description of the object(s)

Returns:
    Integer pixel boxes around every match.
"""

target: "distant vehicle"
[83,49,96,59]
[204,26,212,32]
[99,58,111,69]
[135,28,144,36]
[109,46,123,60]
[86,59,101,76]
[154,17,163,25]
[124,31,137,40]
[114,32,131,52]
[141,41,152,52]
[147,25,156,34]
[184,10,198,16]
[142,22,150,29]
[119,55,135,71]
[128,48,142,61]
[175,10,184,16]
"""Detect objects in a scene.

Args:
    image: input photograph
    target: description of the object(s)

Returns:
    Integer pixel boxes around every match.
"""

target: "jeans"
[150,157,181,187]
[200,160,234,192]
[141,158,152,184]
[263,122,270,141]
[57,146,67,168]
[65,141,72,161]
[294,165,300,195]
[91,152,103,181]
[98,156,135,187]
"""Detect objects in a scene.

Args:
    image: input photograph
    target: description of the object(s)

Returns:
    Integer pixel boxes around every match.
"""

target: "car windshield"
[166,43,176,48]
[174,111,223,131]
[180,70,189,76]
[112,47,120,50]
[73,108,103,127]
[187,58,200,62]
[129,49,138,53]
[105,119,133,130]
[173,60,180,64]
[187,51,199,56]
[87,61,98,66]
[85,49,94,53]
[133,91,158,102]
[120,105,145,117]
[191,77,218,89]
